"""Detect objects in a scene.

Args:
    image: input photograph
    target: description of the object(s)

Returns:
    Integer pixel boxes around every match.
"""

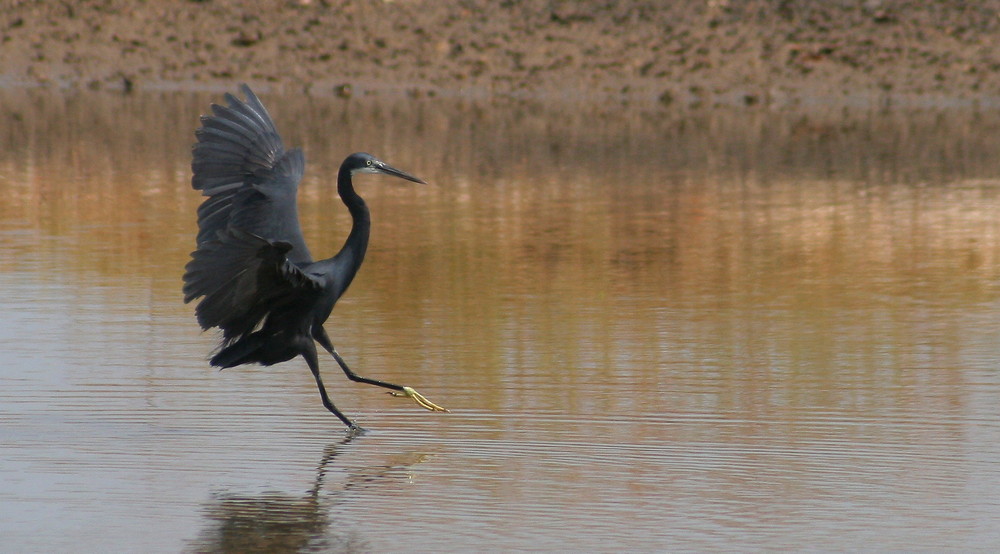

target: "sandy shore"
[2,0,999,107]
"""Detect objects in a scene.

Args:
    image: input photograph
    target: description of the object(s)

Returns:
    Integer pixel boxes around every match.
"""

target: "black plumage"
[182,85,448,433]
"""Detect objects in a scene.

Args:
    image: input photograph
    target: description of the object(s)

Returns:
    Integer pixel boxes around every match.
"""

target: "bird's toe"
[390,386,450,413]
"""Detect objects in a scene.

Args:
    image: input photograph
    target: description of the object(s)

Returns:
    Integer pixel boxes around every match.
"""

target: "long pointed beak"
[376,161,426,184]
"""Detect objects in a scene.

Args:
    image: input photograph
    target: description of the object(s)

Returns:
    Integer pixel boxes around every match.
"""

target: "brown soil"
[2,0,1000,107]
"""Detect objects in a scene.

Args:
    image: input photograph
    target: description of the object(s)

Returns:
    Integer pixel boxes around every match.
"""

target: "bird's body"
[183,85,447,433]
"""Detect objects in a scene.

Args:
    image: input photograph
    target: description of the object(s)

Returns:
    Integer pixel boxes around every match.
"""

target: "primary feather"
[189,84,311,262]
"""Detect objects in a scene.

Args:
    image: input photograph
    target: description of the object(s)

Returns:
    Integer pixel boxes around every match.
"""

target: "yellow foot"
[389,386,450,413]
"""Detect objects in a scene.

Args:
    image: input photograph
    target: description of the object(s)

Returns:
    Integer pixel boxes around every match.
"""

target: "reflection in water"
[188,440,343,554]
[1,89,999,550]
[194,492,337,554]
[188,438,433,554]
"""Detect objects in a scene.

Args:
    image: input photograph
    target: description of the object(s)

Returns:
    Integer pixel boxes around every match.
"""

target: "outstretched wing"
[182,228,322,339]
[191,83,312,263]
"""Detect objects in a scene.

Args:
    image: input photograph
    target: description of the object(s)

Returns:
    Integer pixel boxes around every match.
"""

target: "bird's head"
[345,152,426,184]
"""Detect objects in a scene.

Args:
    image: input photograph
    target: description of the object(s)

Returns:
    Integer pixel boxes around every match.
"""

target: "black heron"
[182,84,448,433]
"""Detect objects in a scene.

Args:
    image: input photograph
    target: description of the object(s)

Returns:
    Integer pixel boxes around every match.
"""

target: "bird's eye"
[366,160,372,166]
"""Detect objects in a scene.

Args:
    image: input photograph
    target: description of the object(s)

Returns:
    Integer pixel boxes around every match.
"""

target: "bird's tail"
[210,330,300,368]
[210,332,268,368]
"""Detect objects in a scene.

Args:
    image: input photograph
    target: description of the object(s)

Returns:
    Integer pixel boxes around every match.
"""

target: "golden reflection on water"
[1,89,999,550]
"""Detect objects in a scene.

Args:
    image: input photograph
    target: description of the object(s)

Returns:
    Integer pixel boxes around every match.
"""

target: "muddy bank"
[2,0,999,107]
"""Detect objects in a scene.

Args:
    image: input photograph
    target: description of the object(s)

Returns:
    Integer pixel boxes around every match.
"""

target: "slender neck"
[334,165,371,270]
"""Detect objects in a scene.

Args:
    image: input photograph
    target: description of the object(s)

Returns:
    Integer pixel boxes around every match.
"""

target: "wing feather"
[183,228,322,340]
[185,85,319,337]
[190,84,310,258]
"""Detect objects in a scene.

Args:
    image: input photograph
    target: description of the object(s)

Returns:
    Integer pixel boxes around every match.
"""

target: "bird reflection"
[187,437,433,553]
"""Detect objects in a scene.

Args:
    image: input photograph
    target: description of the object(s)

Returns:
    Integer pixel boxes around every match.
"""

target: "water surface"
[1,89,999,551]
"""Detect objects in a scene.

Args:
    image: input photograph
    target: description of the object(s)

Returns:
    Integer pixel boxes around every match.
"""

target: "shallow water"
[1,89,999,551]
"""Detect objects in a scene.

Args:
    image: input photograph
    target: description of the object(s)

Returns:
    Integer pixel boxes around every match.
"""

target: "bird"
[182,84,448,433]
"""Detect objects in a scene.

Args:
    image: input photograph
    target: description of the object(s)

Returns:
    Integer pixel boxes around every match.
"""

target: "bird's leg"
[313,329,449,413]
[304,343,366,434]
[331,348,449,413]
